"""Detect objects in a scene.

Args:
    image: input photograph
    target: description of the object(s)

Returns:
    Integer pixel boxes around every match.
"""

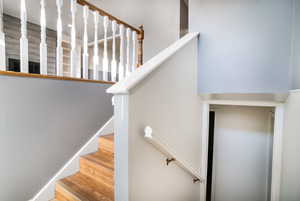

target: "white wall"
[126,38,201,201]
[112,37,201,201]
[292,1,300,89]
[211,106,273,201]
[280,90,300,201]
[0,76,113,201]
[190,0,294,94]
[89,0,180,61]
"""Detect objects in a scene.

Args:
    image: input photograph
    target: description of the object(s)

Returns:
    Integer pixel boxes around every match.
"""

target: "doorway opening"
[201,102,284,201]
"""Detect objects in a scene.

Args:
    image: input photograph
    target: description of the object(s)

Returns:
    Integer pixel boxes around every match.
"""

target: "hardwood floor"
[52,134,114,201]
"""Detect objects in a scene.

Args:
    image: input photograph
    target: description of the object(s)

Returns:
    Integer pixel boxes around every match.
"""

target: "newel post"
[137,25,144,67]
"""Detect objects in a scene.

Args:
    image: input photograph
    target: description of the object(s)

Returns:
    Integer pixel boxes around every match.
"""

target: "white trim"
[144,126,203,182]
[31,117,114,201]
[271,105,284,201]
[289,89,300,93]
[107,32,200,94]
[205,100,282,107]
[114,95,129,201]
[200,103,210,201]
[200,101,284,201]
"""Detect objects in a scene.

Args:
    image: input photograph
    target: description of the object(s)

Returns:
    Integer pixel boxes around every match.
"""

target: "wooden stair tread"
[100,134,114,142]
[54,134,115,201]
[82,150,114,170]
[57,173,114,201]
[99,135,114,153]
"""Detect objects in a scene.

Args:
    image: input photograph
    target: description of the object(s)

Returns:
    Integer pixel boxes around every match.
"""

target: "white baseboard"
[30,117,114,201]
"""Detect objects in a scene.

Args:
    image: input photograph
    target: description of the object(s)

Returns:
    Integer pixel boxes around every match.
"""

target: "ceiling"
[3,0,109,41]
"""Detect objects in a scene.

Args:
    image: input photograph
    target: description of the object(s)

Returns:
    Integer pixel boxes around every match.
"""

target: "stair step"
[99,135,114,153]
[56,173,113,201]
[80,150,114,188]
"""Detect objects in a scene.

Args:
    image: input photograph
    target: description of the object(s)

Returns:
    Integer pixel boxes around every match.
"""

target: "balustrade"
[0,0,144,83]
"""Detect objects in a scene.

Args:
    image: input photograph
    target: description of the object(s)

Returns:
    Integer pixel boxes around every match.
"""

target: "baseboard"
[30,117,114,201]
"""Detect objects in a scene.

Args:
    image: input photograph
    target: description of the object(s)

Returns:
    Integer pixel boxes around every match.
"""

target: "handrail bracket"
[166,158,176,166]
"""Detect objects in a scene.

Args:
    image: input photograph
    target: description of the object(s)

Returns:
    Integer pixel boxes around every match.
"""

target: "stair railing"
[0,0,144,83]
[144,126,204,183]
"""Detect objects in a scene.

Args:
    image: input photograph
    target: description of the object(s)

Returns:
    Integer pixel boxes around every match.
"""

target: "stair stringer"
[30,117,114,201]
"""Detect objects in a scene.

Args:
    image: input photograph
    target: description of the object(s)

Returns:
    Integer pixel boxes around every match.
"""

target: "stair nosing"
[81,154,114,171]
[57,180,89,201]
[57,173,113,201]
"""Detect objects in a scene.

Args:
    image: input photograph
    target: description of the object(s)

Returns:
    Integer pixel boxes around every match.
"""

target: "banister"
[77,0,140,33]
[76,0,144,67]
[144,126,204,183]
[0,0,144,83]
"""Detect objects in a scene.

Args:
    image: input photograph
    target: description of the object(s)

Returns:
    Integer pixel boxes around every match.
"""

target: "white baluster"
[93,11,99,80]
[82,5,89,79]
[40,0,47,75]
[56,0,63,76]
[132,31,137,72]
[111,20,117,82]
[118,24,125,81]
[20,0,28,73]
[0,0,6,70]
[70,0,78,78]
[103,16,109,81]
[126,28,131,77]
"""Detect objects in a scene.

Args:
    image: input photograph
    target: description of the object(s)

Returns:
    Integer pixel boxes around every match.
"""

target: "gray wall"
[190,0,294,93]
[3,14,57,75]
[0,76,113,201]
[292,1,300,89]
[280,91,300,201]
[124,38,201,201]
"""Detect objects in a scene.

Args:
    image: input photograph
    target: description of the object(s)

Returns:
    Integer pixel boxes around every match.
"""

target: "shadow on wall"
[0,76,113,201]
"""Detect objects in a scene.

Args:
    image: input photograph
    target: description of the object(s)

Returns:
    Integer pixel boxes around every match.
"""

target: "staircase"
[51,134,114,201]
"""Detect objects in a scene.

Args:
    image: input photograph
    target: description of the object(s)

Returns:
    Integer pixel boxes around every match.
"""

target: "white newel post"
[125,28,131,77]
[70,0,78,78]
[93,11,99,80]
[56,0,63,76]
[40,0,47,75]
[0,0,6,70]
[132,31,137,72]
[111,20,117,82]
[118,24,125,81]
[82,5,89,79]
[20,0,28,73]
[103,16,109,81]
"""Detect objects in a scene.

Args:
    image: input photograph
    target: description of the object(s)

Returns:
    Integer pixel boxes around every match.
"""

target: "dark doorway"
[180,0,189,37]
[206,111,215,201]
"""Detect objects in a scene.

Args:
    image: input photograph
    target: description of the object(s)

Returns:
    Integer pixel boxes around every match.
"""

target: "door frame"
[200,100,285,201]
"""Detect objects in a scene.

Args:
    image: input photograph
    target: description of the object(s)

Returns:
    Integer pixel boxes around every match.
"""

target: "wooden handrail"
[0,71,115,85]
[77,0,139,33]
[76,0,144,67]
